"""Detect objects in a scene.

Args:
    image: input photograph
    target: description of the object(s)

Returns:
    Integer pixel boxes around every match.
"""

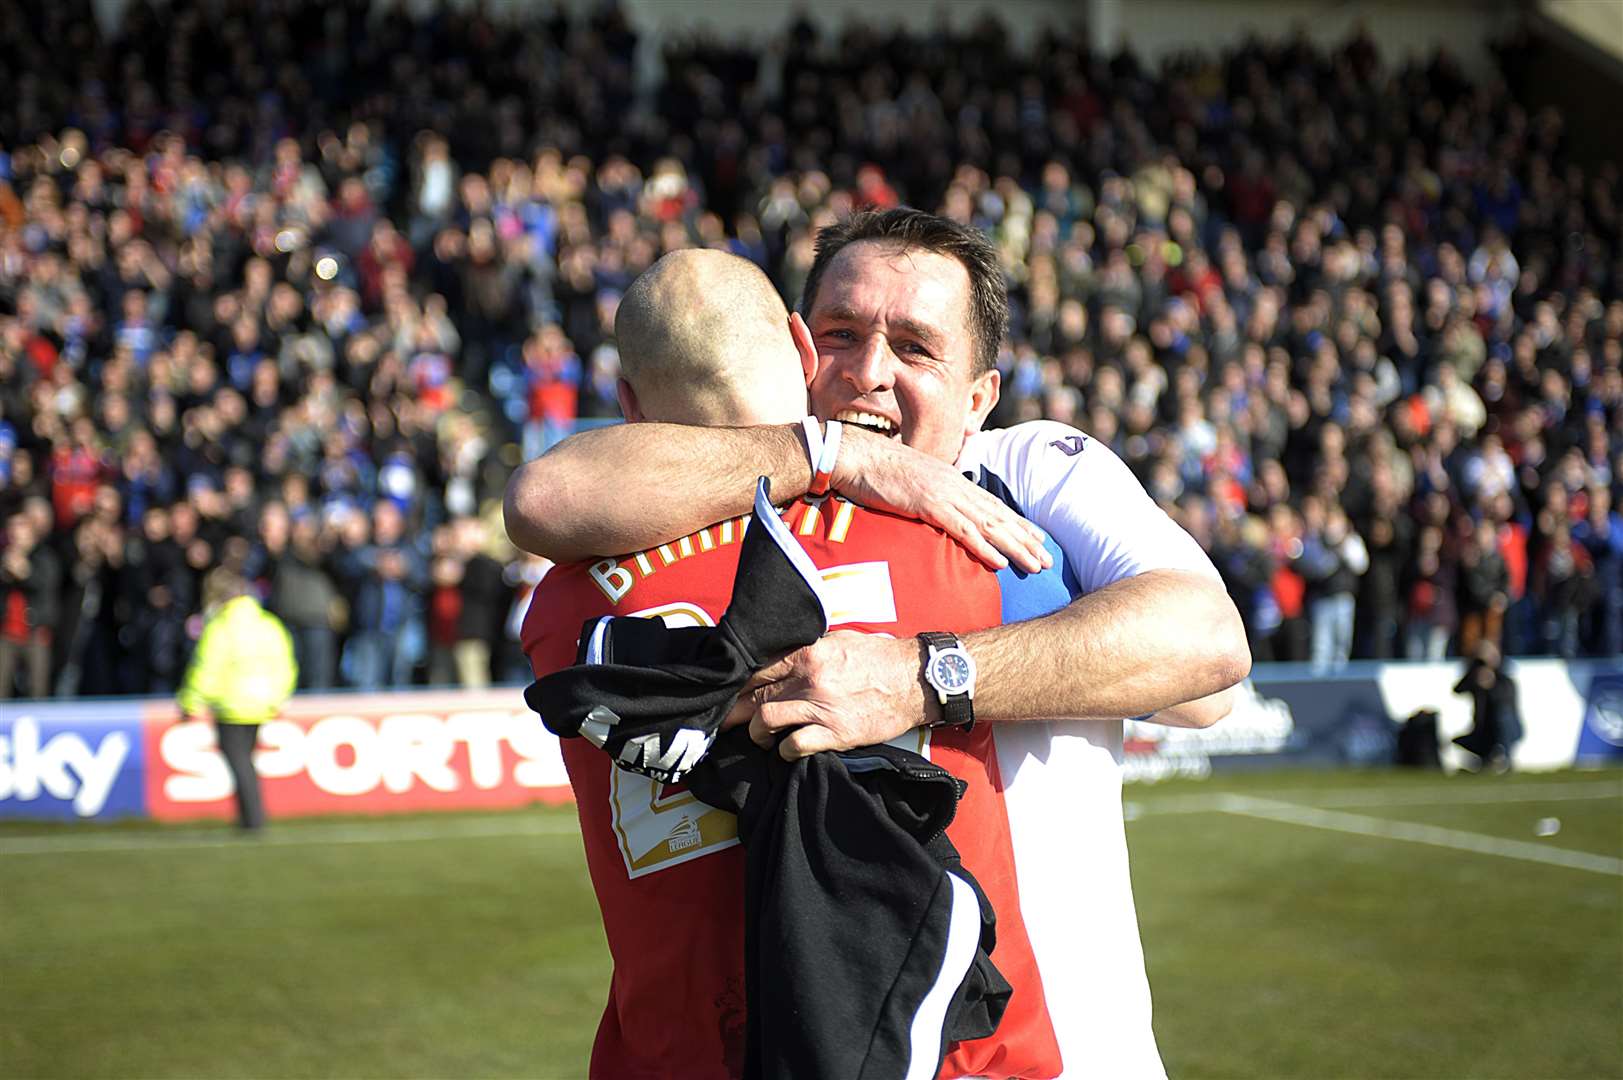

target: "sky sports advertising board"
[3,662,1621,821]
[0,690,574,821]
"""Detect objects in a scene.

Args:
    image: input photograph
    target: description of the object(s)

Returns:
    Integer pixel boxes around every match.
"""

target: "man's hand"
[726,568,1248,753]
[725,632,932,760]
[835,427,1051,574]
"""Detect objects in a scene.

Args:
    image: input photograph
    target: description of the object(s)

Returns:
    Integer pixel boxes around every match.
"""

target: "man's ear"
[964,368,1001,436]
[616,378,645,423]
[788,311,820,388]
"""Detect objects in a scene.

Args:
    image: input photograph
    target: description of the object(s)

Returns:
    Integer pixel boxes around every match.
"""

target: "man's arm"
[503,422,1051,571]
[967,569,1248,725]
[738,568,1251,758]
[1153,685,1239,729]
[504,423,810,562]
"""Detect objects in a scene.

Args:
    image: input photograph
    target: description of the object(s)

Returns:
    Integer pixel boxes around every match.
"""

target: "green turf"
[0,810,608,1078]
[2,768,1619,1079]
[1129,769,1623,1080]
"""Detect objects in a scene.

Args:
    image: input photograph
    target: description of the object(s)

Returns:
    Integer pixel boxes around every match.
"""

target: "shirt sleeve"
[970,421,1220,596]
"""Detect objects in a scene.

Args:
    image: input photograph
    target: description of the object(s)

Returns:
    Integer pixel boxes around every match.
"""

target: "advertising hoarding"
[5,660,1620,820]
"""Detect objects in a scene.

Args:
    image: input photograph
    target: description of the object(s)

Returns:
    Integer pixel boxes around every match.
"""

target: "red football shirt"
[523,496,1061,1080]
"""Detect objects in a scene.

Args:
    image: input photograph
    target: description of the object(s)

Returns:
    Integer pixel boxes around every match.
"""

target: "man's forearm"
[1154,684,1239,729]
[743,567,1253,758]
[967,569,1251,728]
[504,421,1054,572]
[504,424,811,561]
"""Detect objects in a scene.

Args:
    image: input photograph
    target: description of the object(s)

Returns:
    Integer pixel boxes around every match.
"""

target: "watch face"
[931,650,973,693]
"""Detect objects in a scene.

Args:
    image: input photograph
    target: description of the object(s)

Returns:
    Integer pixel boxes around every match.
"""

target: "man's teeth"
[836,410,895,433]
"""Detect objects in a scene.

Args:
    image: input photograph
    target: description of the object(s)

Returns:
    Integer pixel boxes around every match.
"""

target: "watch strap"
[919,632,975,731]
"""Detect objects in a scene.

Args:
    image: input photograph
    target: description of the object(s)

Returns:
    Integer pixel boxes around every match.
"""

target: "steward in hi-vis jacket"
[177,570,298,830]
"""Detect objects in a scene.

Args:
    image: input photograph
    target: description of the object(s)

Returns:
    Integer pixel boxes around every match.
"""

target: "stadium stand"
[0,0,1619,700]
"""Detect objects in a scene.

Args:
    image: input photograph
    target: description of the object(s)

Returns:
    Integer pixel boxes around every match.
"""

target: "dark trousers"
[216,721,266,830]
[0,634,51,698]
[291,625,336,690]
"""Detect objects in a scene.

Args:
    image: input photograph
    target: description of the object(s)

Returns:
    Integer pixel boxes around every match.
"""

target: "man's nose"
[841,335,893,395]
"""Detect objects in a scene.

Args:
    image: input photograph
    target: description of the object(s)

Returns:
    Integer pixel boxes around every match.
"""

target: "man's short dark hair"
[800,208,1009,376]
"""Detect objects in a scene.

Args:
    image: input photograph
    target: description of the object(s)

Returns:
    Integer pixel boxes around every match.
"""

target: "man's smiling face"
[806,240,1000,464]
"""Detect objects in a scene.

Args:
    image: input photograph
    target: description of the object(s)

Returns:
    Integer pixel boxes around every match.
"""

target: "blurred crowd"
[1,0,1619,699]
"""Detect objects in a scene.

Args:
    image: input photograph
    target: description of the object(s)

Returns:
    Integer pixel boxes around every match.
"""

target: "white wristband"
[800,415,824,476]
[809,419,841,497]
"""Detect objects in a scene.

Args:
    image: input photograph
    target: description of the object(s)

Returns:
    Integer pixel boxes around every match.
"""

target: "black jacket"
[530,479,1008,1079]
[686,730,1008,1080]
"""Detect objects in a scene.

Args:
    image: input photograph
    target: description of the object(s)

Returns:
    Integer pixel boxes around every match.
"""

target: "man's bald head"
[615,249,810,426]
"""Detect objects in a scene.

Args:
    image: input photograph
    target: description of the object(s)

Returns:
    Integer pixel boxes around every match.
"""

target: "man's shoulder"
[817,498,949,549]
[520,518,753,661]
[959,420,1095,469]
[959,421,1128,510]
[518,560,609,665]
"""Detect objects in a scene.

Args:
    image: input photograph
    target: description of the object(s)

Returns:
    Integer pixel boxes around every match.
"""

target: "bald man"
[521,250,1061,1079]
[611,249,816,427]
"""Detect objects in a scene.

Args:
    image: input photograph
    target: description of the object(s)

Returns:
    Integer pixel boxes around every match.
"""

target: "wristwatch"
[920,632,976,731]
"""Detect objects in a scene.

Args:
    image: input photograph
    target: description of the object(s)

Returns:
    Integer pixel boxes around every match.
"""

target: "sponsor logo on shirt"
[665,815,702,854]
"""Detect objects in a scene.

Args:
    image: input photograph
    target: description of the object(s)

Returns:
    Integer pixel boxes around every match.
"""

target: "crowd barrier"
[1123,658,1623,782]
[3,660,1621,821]
[0,689,573,822]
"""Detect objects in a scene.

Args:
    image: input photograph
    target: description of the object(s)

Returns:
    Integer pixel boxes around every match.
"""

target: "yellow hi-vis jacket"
[177,596,299,724]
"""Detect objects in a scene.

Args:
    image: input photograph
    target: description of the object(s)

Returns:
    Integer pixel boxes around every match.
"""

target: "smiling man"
[806,239,998,459]
[507,208,1250,1077]
[523,247,1061,1079]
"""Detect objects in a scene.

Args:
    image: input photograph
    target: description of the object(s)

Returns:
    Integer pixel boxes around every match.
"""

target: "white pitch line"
[1218,795,1623,877]
[0,816,581,856]
[1309,782,1623,810]
[1126,780,1623,818]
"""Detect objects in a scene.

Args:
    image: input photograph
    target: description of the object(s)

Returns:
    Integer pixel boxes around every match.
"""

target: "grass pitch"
[3,767,1619,1079]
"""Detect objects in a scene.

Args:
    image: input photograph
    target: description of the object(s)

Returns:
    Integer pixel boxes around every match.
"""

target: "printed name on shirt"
[587,498,858,606]
[1048,434,1087,456]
